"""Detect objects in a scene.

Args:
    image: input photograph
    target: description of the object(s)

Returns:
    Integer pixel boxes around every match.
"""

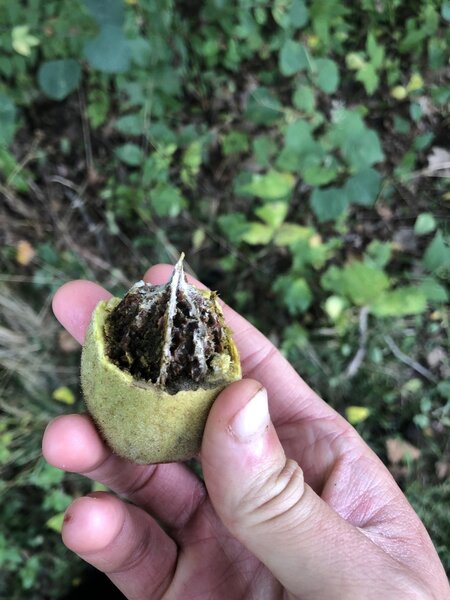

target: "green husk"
[81,273,241,464]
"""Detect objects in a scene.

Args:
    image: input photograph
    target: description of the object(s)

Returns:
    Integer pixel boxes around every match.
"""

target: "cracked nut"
[80,255,241,464]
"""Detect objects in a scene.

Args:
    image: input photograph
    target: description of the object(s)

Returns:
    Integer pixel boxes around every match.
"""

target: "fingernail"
[229,388,269,442]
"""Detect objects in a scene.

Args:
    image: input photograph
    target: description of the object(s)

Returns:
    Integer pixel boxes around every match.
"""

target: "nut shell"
[81,290,241,464]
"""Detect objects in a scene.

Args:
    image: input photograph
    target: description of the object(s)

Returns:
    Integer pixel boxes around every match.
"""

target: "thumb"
[201,379,399,599]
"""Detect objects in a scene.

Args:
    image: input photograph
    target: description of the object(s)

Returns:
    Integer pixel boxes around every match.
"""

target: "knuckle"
[233,458,310,534]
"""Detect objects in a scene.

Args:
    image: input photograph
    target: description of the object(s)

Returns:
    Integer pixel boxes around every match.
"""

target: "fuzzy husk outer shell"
[81,297,241,464]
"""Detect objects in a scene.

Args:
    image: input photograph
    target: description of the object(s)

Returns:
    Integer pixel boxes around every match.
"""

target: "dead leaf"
[426,147,450,175]
[376,202,393,221]
[386,438,421,465]
[427,347,446,369]
[16,240,35,266]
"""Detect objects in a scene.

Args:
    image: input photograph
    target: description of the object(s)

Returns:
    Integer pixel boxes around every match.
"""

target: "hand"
[43,264,448,600]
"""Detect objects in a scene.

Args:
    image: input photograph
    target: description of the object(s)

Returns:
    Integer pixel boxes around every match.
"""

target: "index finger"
[144,265,343,426]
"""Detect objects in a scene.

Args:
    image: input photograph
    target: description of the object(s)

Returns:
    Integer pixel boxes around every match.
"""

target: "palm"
[166,499,276,598]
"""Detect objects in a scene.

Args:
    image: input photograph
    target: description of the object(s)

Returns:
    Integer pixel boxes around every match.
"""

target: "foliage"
[1,0,449,595]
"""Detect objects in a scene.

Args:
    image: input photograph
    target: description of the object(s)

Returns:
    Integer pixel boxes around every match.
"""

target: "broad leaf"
[419,277,448,303]
[344,167,381,207]
[241,222,274,245]
[342,262,389,305]
[242,170,296,200]
[414,213,436,236]
[293,84,315,113]
[312,58,339,94]
[245,87,283,125]
[83,0,124,26]
[255,202,289,229]
[37,60,81,100]
[274,275,312,314]
[115,143,144,166]
[423,231,450,275]
[84,25,130,73]
[310,187,349,222]
[371,287,427,317]
[151,183,186,217]
[279,40,309,76]
[273,223,312,246]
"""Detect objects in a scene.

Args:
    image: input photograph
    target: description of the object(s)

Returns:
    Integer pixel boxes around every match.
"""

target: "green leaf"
[324,295,347,320]
[115,143,144,166]
[222,131,249,156]
[11,25,39,56]
[274,276,313,315]
[245,87,283,125]
[52,386,75,405]
[255,202,289,229]
[343,129,384,171]
[321,265,347,296]
[290,0,309,28]
[310,187,349,222]
[114,113,144,136]
[284,119,314,152]
[414,213,437,236]
[356,63,379,95]
[150,183,186,217]
[241,222,274,245]
[366,33,384,69]
[217,212,249,244]
[366,240,392,268]
[46,513,65,533]
[272,0,297,28]
[84,25,130,73]
[0,95,16,146]
[423,231,450,274]
[344,168,381,207]
[302,162,339,186]
[252,135,278,167]
[273,223,312,246]
[37,60,81,101]
[371,287,427,317]
[312,58,339,94]
[293,84,315,113]
[346,406,371,425]
[419,277,449,303]
[242,170,296,200]
[442,0,450,21]
[342,262,390,305]
[83,0,124,26]
[279,40,310,76]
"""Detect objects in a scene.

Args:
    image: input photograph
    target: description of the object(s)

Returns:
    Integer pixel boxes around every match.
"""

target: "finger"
[53,280,111,344]
[43,414,206,530]
[201,380,419,599]
[63,492,176,600]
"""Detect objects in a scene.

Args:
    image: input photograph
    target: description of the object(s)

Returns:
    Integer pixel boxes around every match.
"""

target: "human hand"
[43,264,448,600]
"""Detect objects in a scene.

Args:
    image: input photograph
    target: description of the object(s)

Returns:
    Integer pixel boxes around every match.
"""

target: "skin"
[43,264,449,600]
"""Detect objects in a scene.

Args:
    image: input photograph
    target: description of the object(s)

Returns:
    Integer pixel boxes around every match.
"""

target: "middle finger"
[43,413,206,530]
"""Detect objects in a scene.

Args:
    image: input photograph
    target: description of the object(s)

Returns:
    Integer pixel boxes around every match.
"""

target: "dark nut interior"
[104,258,228,394]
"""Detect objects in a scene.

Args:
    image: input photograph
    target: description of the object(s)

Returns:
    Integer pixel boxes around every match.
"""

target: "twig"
[384,335,438,383]
[345,306,369,379]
